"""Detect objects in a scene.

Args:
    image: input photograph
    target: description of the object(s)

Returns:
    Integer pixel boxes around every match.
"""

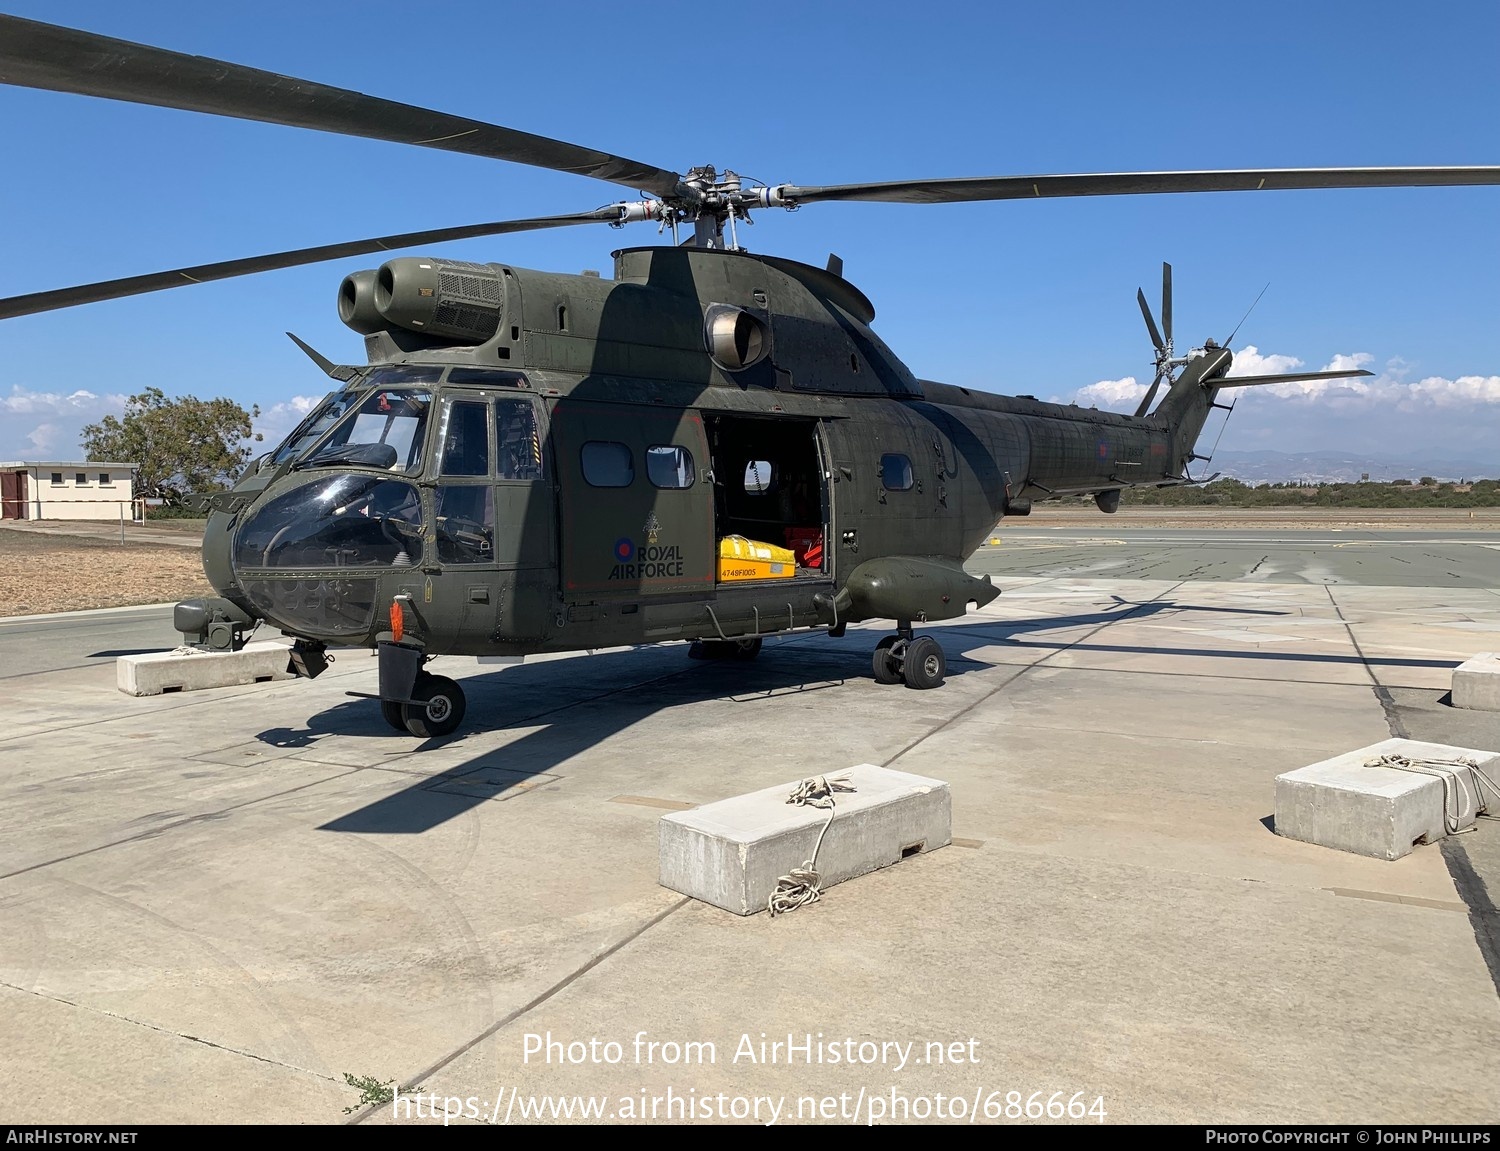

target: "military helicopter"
[3,15,1497,738]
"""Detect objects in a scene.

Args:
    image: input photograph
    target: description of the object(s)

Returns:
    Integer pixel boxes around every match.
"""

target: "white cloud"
[1054,346,1500,423]
[1058,376,1147,410]
[1230,349,1500,410]
[252,395,323,451]
[0,385,129,461]
[1226,345,1306,378]
[1407,373,1500,407]
[0,386,331,463]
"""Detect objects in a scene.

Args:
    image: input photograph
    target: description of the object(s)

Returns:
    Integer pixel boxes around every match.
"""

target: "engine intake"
[338,257,505,342]
[337,268,384,334]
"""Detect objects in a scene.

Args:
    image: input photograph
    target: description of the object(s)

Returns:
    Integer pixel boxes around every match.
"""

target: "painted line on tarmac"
[0,602,177,625]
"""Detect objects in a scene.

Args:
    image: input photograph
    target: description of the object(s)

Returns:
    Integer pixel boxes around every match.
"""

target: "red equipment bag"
[784,527,824,569]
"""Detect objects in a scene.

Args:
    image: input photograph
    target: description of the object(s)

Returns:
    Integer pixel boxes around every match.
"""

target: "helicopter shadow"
[269,637,982,835]
[283,596,1302,836]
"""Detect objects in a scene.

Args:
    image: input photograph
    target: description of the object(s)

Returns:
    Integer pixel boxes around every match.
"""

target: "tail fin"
[1151,345,1373,478]
[1150,343,1234,469]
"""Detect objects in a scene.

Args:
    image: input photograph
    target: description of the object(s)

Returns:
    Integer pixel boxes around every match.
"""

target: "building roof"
[0,461,140,470]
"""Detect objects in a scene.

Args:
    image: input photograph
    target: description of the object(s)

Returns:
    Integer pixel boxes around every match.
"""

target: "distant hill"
[1209,449,1498,484]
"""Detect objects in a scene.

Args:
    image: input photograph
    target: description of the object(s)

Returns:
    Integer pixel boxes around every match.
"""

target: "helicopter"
[2,15,1497,738]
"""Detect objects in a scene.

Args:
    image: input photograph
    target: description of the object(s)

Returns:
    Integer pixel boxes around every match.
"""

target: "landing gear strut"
[361,641,469,739]
[871,625,946,690]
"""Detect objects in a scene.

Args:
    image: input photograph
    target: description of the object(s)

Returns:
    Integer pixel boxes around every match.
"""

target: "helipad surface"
[1,525,1497,1125]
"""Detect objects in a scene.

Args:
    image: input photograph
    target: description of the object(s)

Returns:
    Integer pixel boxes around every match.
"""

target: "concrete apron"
[0,573,1497,1124]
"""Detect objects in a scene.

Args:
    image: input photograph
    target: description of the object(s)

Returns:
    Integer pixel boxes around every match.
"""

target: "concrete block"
[117,642,294,697]
[1275,738,1498,860]
[659,763,950,915]
[1452,652,1500,711]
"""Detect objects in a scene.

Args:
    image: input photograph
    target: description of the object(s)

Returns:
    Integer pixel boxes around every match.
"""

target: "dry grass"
[0,530,214,616]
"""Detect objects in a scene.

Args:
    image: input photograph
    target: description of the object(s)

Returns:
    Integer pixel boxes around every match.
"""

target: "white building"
[0,461,141,521]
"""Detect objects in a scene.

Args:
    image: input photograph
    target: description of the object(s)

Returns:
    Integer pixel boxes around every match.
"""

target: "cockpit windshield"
[298,388,434,473]
[270,389,361,465]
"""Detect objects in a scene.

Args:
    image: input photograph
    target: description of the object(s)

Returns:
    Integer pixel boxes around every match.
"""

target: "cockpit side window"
[496,399,546,480]
[440,401,491,477]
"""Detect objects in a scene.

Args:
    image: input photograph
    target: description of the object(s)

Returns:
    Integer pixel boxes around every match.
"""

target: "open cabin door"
[552,400,715,601]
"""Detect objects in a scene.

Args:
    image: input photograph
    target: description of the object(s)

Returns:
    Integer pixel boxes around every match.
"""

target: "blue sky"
[1,1,1496,466]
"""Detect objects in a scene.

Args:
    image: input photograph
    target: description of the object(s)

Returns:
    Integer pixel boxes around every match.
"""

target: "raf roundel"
[613,537,636,563]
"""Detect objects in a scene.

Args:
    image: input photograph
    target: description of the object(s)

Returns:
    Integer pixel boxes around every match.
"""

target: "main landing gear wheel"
[902,635,946,690]
[872,635,904,684]
[402,672,467,738]
[872,633,946,689]
[379,699,407,732]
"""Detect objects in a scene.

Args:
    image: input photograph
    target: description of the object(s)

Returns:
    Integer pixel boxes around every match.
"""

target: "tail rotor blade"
[1161,262,1173,348]
[1137,287,1164,352]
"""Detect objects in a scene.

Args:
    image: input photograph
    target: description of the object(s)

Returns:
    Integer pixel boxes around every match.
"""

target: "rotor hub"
[609,166,794,249]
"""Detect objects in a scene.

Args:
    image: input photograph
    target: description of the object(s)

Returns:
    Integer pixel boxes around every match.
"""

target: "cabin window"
[496,399,545,480]
[435,485,495,564]
[98,473,112,486]
[743,460,773,494]
[50,472,63,485]
[581,441,634,488]
[440,401,490,477]
[646,445,695,490]
[880,453,914,492]
[76,472,88,485]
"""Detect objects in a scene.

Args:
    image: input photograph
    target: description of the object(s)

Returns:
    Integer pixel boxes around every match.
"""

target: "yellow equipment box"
[717,535,796,581]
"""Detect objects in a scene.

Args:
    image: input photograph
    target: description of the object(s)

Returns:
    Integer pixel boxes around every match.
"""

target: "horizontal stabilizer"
[1218,368,1374,387]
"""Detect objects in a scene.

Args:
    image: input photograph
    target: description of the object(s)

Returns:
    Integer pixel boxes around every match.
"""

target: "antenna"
[1225,282,1270,347]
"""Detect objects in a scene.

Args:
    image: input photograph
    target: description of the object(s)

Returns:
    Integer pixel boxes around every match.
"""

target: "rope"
[1364,753,1499,836]
[768,775,856,917]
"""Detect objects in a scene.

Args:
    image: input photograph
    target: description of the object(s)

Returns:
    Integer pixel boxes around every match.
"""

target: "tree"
[81,387,262,501]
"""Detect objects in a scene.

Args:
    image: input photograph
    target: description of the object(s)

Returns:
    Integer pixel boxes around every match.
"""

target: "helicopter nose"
[226,471,425,642]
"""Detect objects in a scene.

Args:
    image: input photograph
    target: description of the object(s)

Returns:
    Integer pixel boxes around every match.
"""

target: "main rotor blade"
[0,16,684,198]
[1133,367,1166,419]
[0,209,621,320]
[776,166,1500,205]
[1137,288,1164,352]
[1161,262,1172,347]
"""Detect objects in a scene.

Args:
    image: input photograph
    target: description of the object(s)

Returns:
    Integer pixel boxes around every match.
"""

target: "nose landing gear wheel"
[402,672,467,738]
[902,635,946,689]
